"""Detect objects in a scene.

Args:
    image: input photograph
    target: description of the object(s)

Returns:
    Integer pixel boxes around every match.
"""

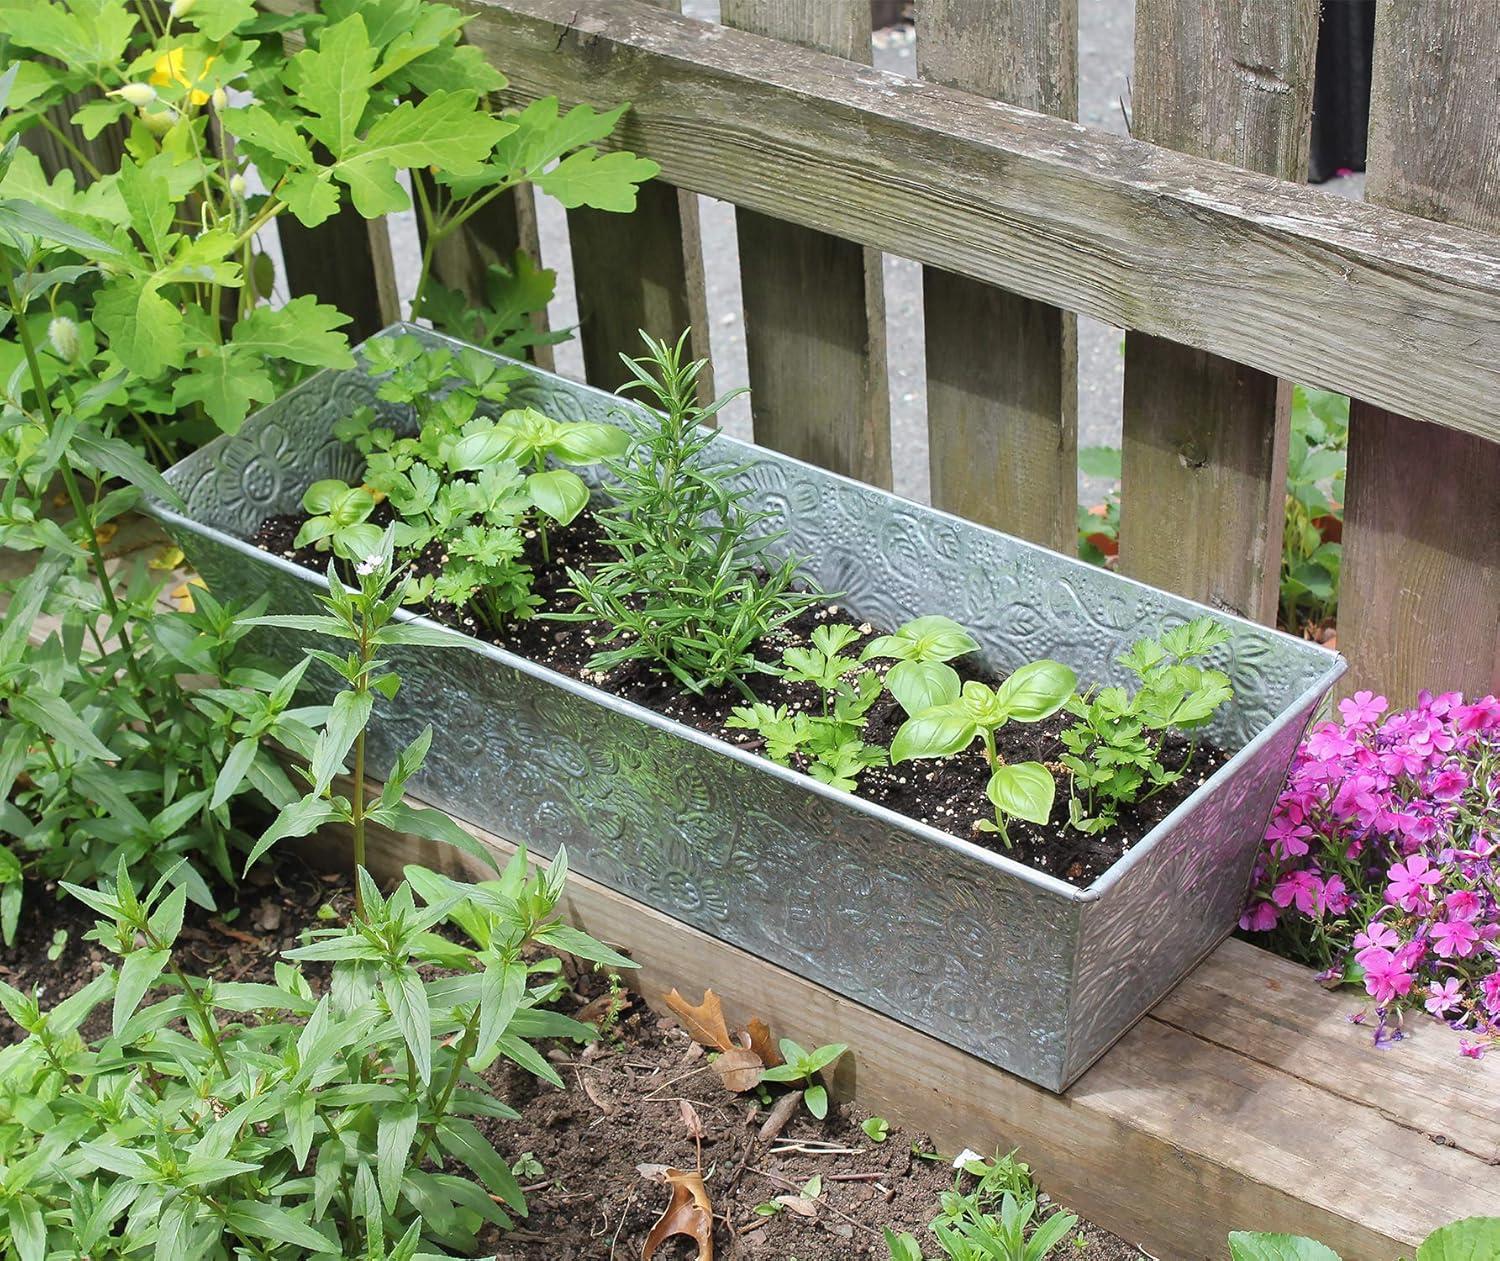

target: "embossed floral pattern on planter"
[150,326,1344,1092]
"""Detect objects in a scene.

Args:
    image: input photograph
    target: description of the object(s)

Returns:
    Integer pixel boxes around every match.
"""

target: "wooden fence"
[249,1,1500,702]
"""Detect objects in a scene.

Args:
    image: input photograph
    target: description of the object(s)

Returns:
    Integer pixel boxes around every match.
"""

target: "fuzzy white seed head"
[46,316,80,363]
[211,86,227,111]
[229,173,247,198]
[115,82,157,107]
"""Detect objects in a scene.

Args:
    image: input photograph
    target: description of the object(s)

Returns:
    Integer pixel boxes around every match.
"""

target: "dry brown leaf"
[757,1090,803,1143]
[663,988,734,1051]
[678,1099,704,1139]
[641,1167,714,1260]
[576,989,629,1027]
[711,1047,764,1093]
[746,1017,782,1067]
[774,1195,817,1217]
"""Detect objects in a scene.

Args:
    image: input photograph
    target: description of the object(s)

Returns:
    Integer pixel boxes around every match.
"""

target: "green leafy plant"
[0,187,312,936]
[862,1116,890,1143]
[728,622,886,792]
[863,614,979,717]
[294,478,380,560]
[560,331,819,697]
[241,532,497,908]
[1060,616,1232,836]
[1075,445,1120,567]
[891,660,1077,844]
[0,0,657,464]
[1228,1217,1500,1261]
[0,839,634,1258]
[1280,385,1347,634]
[757,1038,847,1119]
[885,1149,1077,1261]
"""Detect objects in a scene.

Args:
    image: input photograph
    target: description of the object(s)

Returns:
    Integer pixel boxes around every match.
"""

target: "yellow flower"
[150,47,216,107]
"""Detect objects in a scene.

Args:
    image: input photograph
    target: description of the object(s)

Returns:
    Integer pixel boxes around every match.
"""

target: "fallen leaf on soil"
[252,901,282,932]
[678,1099,704,1139]
[663,988,734,1051]
[148,545,185,570]
[711,1047,764,1093]
[757,1090,803,1143]
[746,1017,782,1067]
[641,1167,714,1260]
[773,1195,817,1217]
[576,989,629,1026]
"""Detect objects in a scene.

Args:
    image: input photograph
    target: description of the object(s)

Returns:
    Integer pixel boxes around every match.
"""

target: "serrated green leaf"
[172,345,276,431]
[534,148,659,212]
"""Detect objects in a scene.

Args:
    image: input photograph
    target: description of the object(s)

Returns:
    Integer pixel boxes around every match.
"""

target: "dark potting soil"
[0,861,1144,1260]
[251,509,1226,887]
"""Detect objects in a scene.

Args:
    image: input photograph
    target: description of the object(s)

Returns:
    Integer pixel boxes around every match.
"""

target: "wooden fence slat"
[1118,0,1318,622]
[917,0,1078,553]
[277,208,400,342]
[564,0,712,398]
[450,0,1500,451]
[720,0,892,486]
[413,174,556,372]
[1338,0,1500,703]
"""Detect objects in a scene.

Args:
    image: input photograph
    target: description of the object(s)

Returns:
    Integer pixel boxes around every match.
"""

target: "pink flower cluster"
[1243,690,1500,1056]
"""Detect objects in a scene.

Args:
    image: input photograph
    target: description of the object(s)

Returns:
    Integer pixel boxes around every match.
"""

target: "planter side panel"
[1061,689,1320,1085]
[177,530,1083,1087]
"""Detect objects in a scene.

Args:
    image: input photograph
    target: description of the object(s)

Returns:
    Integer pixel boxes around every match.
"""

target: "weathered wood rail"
[323,795,1500,1261]
[261,0,1500,702]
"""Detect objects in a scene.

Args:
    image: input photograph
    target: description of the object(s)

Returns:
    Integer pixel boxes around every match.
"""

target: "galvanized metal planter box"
[151,326,1343,1091]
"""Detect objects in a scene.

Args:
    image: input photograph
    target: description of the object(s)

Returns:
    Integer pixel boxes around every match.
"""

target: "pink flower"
[1428,768,1469,801]
[1459,1041,1487,1060]
[1272,870,1325,917]
[1361,948,1414,1005]
[1444,889,1480,921]
[1267,816,1314,860]
[1454,695,1500,733]
[1426,978,1462,1016]
[1431,919,1480,959]
[1339,690,1388,729]
[1386,855,1442,911]
[1240,900,1279,933]
[1484,975,1500,1016]
[1321,875,1353,916]
[1353,922,1400,963]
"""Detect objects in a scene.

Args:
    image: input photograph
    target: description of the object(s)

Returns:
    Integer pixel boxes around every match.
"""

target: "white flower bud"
[47,316,80,363]
[211,86,227,111]
[169,0,198,16]
[114,82,157,107]
[229,173,246,198]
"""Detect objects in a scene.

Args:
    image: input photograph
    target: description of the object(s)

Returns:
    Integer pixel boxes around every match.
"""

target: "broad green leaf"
[11,691,116,762]
[536,924,637,970]
[376,1101,419,1213]
[94,275,184,378]
[113,948,169,1035]
[221,1201,334,1253]
[245,796,339,872]
[180,0,257,41]
[382,964,431,1084]
[374,620,463,648]
[534,148,660,212]
[281,168,341,227]
[1228,1234,1342,1261]
[7,1196,44,1261]
[436,1119,524,1213]
[527,468,589,525]
[223,104,316,170]
[0,0,136,66]
[118,159,175,262]
[69,426,180,504]
[210,736,260,809]
[0,196,119,255]
[890,706,975,763]
[986,761,1055,826]
[370,801,501,873]
[288,14,378,155]
[309,687,374,793]
[171,345,276,431]
[884,659,960,718]
[231,296,353,368]
[992,659,1077,722]
[804,1083,828,1119]
[1416,1218,1500,1261]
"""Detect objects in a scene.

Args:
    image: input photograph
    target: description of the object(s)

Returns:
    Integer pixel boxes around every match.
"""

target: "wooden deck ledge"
[347,803,1500,1261]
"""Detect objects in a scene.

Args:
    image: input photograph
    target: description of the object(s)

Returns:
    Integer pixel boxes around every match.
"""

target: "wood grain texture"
[414,175,556,372]
[721,0,892,486]
[568,181,714,398]
[564,0,711,399]
[276,207,399,342]
[330,794,1500,1261]
[1119,0,1317,622]
[918,0,1078,552]
[1337,0,1500,703]
[445,0,1500,447]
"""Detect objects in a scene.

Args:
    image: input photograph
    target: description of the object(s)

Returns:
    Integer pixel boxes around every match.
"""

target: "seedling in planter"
[758,1038,848,1119]
[730,623,887,791]
[561,330,819,696]
[294,478,381,560]
[486,405,629,560]
[891,660,1077,844]
[1060,616,1233,835]
[862,614,979,717]
[862,1116,890,1143]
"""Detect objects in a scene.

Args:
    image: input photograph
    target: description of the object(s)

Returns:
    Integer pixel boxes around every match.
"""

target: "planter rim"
[148,336,1345,903]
